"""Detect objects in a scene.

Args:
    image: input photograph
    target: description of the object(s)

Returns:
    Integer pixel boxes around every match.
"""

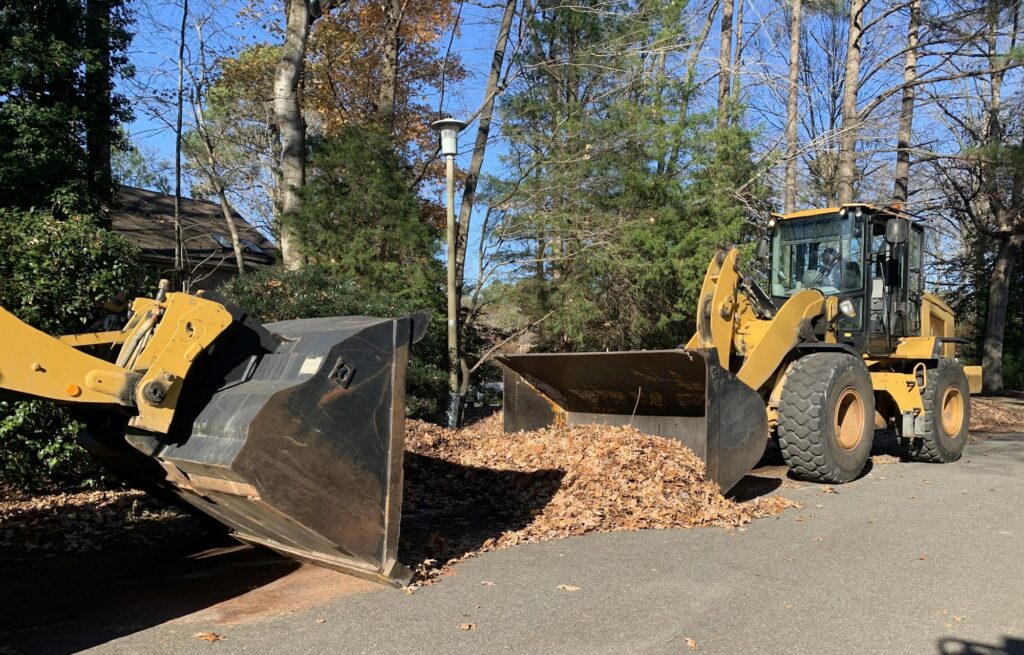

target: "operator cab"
[767,203,924,354]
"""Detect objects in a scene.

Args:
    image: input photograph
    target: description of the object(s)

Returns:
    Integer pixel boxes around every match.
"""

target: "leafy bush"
[221,265,447,419]
[0,209,145,490]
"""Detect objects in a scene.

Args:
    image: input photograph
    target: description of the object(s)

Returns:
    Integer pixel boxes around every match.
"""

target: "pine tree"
[488,0,766,351]
[0,0,132,211]
[287,126,443,301]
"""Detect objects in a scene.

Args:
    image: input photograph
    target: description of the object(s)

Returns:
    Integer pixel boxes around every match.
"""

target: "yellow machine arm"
[684,247,827,392]
[0,293,234,434]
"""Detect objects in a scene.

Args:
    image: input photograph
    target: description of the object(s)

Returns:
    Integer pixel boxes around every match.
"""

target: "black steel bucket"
[86,312,428,586]
[498,349,768,494]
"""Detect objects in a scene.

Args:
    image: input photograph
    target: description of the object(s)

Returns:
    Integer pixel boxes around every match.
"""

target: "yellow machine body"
[501,203,982,490]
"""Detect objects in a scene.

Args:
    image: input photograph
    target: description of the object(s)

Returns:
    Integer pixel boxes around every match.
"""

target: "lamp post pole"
[431,118,467,428]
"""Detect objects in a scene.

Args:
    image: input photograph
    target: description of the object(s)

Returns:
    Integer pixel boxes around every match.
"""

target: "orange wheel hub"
[834,387,865,451]
[941,386,964,437]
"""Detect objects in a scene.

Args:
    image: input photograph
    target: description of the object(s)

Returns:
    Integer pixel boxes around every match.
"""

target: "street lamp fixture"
[430,117,467,428]
[431,117,467,157]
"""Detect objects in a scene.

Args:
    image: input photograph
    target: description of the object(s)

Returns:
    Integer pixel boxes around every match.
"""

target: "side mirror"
[885,217,908,244]
[755,236,770,262]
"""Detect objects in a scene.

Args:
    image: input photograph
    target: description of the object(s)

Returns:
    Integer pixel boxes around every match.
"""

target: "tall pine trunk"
[983,233,1024,391]
[784,0,801,213]
[85,0,113,201]
[377,0,402,125]
[892,0,920,204]
[716,0,735,126]
[274,0,314,270]
[837,0,865,204]
[454,0,517,298]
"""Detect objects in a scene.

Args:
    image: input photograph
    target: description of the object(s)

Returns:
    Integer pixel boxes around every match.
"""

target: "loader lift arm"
[0,290,429,586]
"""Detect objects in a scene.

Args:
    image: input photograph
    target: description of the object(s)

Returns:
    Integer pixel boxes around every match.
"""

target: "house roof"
[109,186,277,271]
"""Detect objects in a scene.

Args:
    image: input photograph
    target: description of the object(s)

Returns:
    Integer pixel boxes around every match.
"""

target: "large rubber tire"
[904,359,970,463]
[778,352,875,483]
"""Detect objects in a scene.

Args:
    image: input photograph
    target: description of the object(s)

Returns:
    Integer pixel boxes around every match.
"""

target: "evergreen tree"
[0,0,133,211]
[488,0,766,352]
[287,126,443,301]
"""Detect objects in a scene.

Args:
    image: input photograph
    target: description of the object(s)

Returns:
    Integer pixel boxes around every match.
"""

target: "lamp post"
[431,117,467,428]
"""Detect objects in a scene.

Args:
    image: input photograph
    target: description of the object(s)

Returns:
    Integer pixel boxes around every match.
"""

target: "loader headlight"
[839,298,857,318]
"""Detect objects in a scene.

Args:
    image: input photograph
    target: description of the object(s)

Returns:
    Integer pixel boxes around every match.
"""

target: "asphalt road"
[5,430,1024,655]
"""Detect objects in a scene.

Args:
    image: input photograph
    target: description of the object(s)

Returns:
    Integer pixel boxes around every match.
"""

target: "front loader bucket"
[498,349,767,494]
[83,313,428,586]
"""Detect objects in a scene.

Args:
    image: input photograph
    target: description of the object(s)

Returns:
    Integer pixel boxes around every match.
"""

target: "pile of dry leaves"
[971,397,1024,434]
[401,414,795,584]
[0,487,198,558]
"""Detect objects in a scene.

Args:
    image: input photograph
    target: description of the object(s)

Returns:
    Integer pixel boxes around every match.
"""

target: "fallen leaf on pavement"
[821,486,837,494]
[685,637,700,650]
[193,632,224,642]
[481,581,496,587]
[459,623,476,631]
[918,554,928,561]
[557,584,581,592]
[315,618,326,624]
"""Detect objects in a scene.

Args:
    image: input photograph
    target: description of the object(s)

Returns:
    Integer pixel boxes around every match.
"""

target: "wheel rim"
[941,386,964,437]
[834,387,865,451]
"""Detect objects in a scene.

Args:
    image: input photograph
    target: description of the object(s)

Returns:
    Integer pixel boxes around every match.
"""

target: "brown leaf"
[821,486,837,494]
[918,554,928,561]
[458,623,476,631]
[400,414,796,585]
[193,632,224,642]
[685,637,700,650]
[480,581,496,586]
[557,584,581,592]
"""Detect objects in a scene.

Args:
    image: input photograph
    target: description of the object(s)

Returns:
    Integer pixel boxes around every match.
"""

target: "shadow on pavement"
[400,452,564,569]
[937,636,1024,655]
[0,533,298,655]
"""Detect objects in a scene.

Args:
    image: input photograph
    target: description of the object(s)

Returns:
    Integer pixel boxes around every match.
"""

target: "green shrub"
[221,265,447,419]
[0,209,145,490]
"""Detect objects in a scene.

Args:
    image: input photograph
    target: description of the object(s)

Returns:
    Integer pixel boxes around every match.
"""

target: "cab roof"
[772,203,913,221]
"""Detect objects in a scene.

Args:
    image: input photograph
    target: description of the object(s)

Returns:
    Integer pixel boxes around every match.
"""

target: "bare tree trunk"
[892,0,920,205]
[192,18,246,276]
[174,0,188,287]
[730,0,745,115]
[85,0,113,201]
[454,0,517,297]
[837,0,865,204]
[784,0,801,213]
[216,186,247,275]
[665,0,719,175]
[983,232,1023,391]
[980,1,1017,392]
[377,0,403,125]
[717,0,735,127]
[274,0,314,270]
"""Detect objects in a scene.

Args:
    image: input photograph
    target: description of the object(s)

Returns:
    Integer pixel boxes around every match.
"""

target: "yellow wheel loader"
[0,281,427,586]
[499,204,983,493]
